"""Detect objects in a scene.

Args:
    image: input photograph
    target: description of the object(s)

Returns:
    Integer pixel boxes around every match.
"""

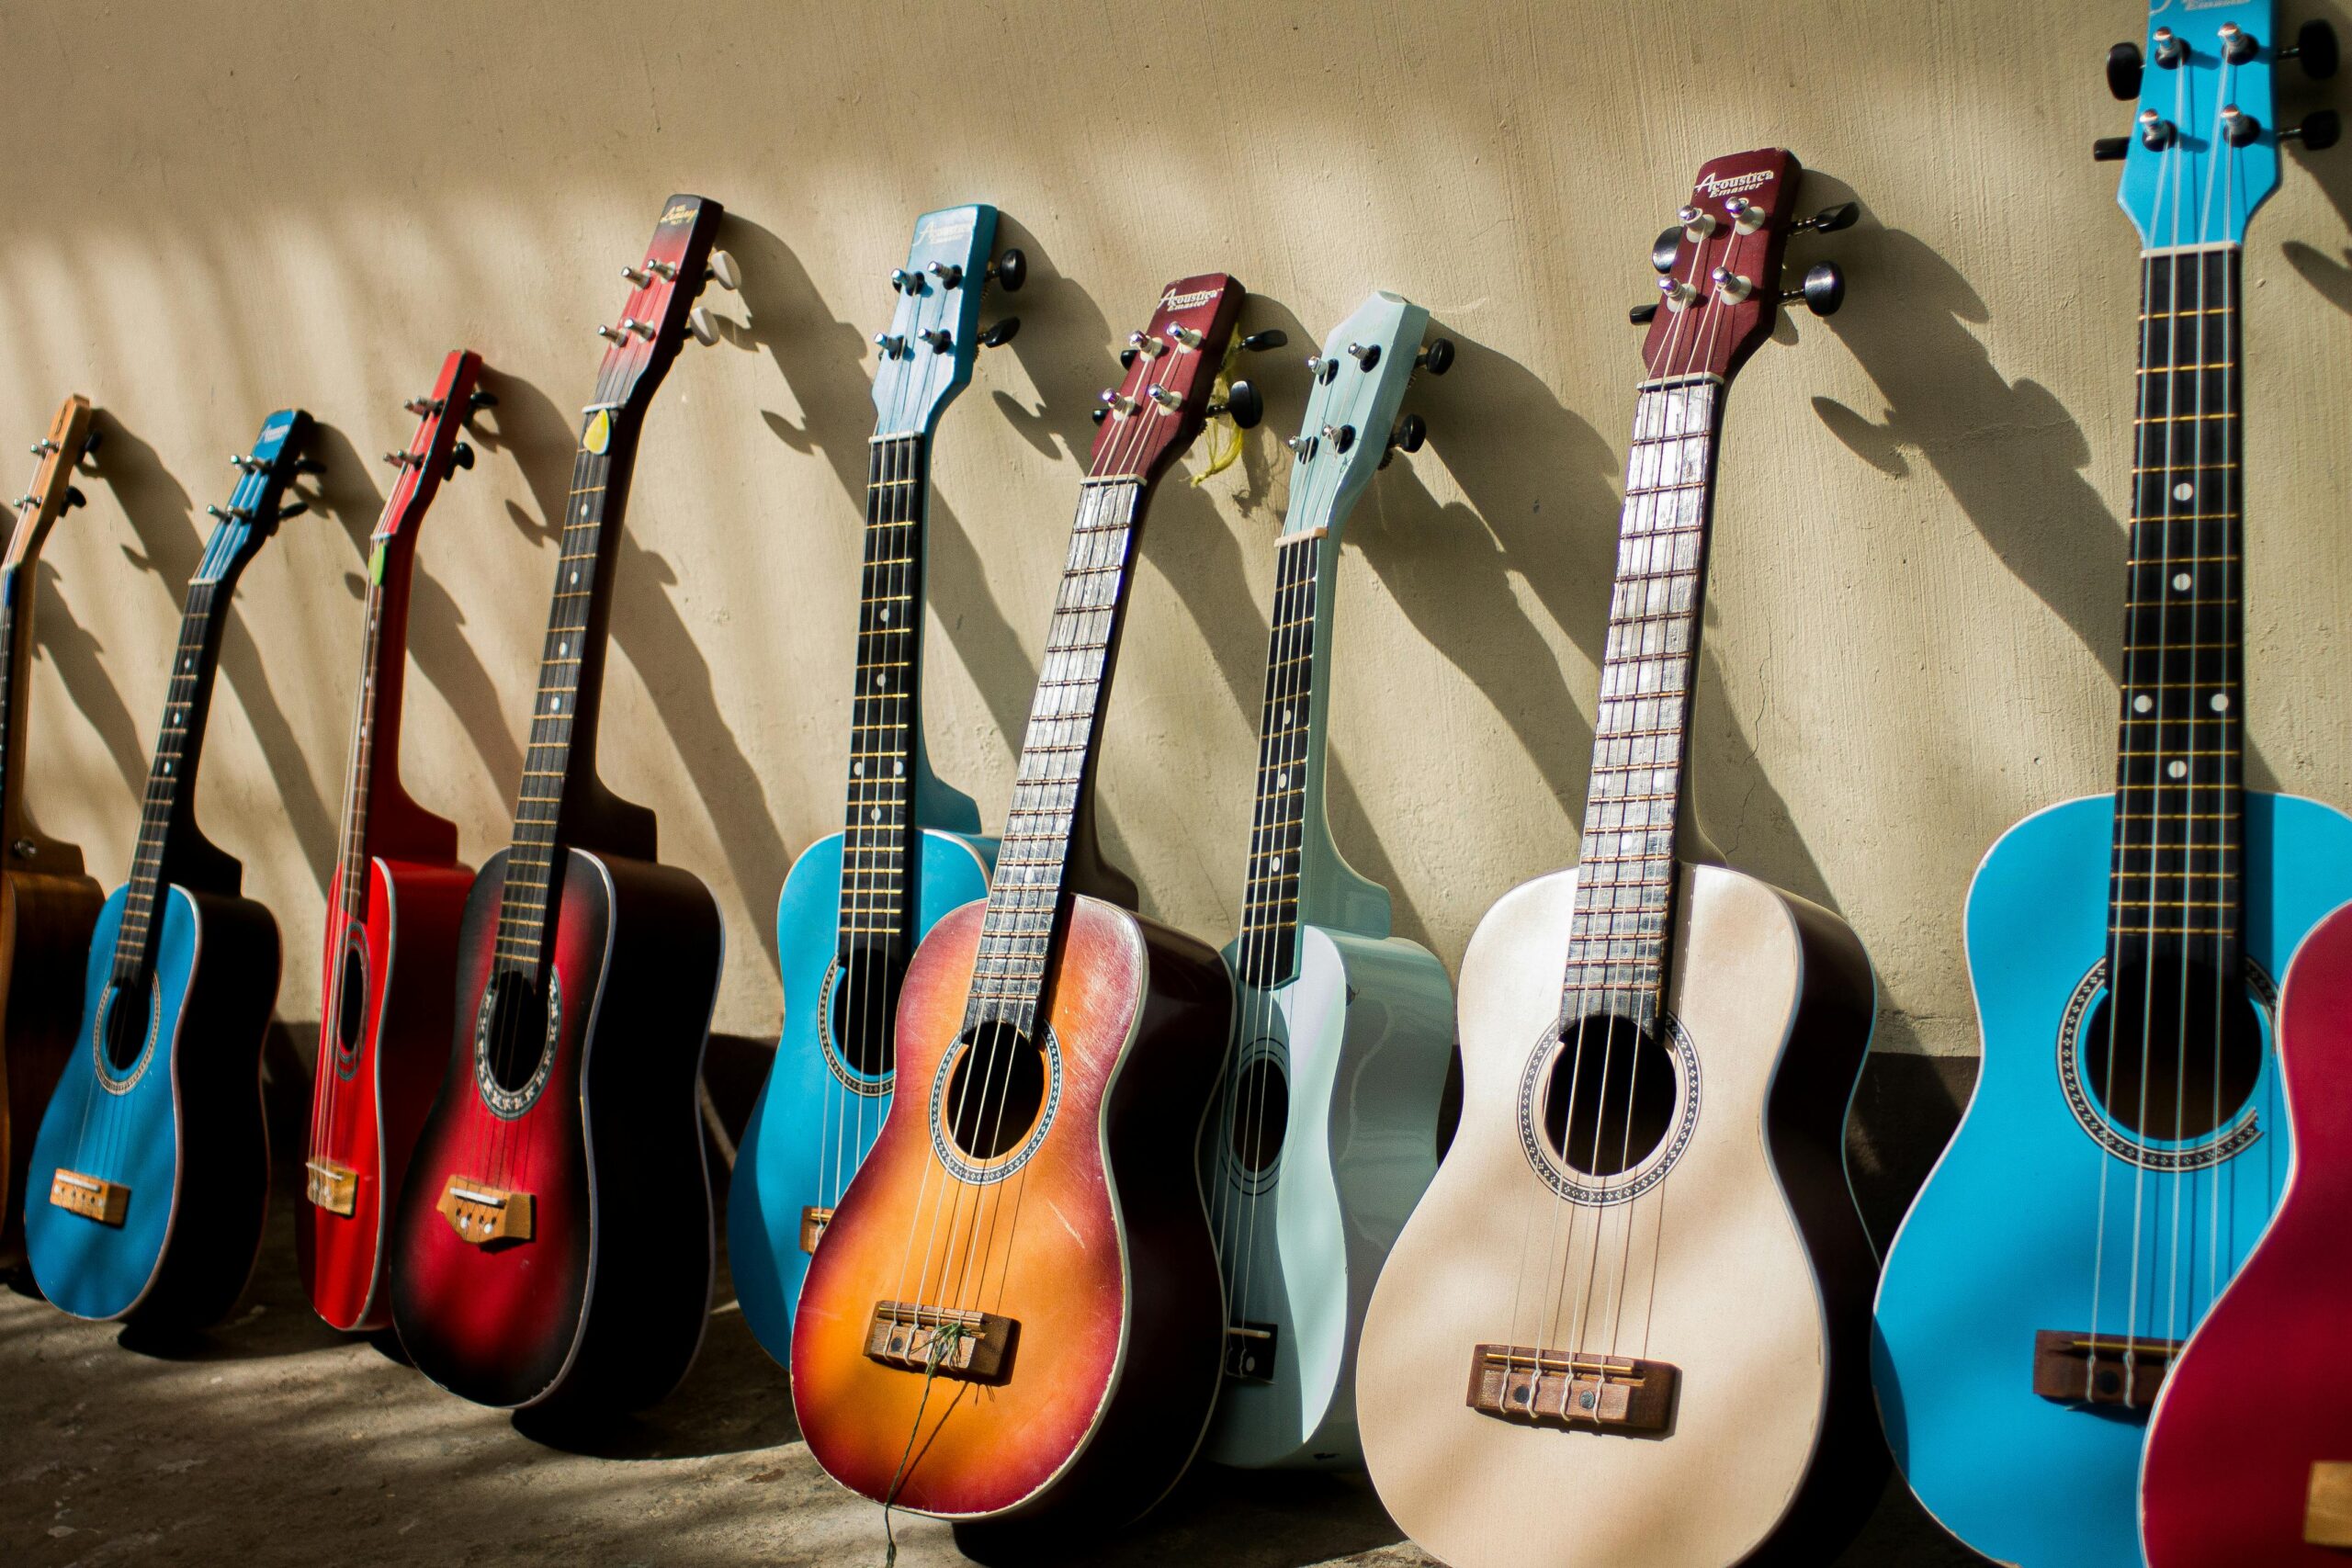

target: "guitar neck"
[1236,535,1324,988]
[114,576,241,982]
[1565,374,1725,1029]
[327,525,424,924]
[967,478,1145,1035]
[836,431,933,964]
[2108,244,2245,977]
[0,563,26,853]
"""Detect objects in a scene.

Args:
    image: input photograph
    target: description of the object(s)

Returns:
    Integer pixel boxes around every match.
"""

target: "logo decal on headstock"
[1159,288,1220,311]
[1695,168,1777,198]
[660,201,697,227]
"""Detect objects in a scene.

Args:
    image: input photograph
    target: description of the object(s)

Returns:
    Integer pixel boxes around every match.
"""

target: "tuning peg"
[2222,104,2263,148]
[1724,197,1768,233]
[1118,347,1139,369]
[1795,201,1860,236]
[647,260,679,281]
[2219,21,2257,65]
[689,307,720,346]
[1650,226,1682,274]
[9,494,31,510]
[1239,330,1289,353]
[1382,414,1428,470]
[230,454,258,473]
[1677,205,1718,241]
[469,389,500,411]
[2283,108,2343,150]
[2093,136,2131,162]
[989,248,1026,293]
[294,457,325,476]
[1091,408,1110,426]
[1099,389,1137,417]
[1211,380,1262,430]
[919,328,954,355]
[596,323,626,343]
[205,503,252,521]
[1780,261,1846,318]
[2107,40,2143,100]
[1417,338,1455,375]
[924,261,962,291]
[79,428,102,462]
[1128,330,1167,359]
[875,333,907,359]
[1711,266,1756,302]
[62,486,85,511]
[2139,109,2177,150]
[1170,324,1205,349]
[1147,385,1183,412]
[621,265,651,287]
[382,451,419,469]
[447,442,476,476]
[28,438,58,457]
[1319,423,1357,454]
[1344,341,1382,369]
[2284,19,2339,79]
[277,500,310,521]
[403,396,435,415]
[1630,302,1660,324]
[707,250,741,291]
[980,317,1021,349]
[889,267,918,294]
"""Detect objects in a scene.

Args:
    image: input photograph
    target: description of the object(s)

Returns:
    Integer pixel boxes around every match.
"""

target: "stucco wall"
[4,0,2349,1055]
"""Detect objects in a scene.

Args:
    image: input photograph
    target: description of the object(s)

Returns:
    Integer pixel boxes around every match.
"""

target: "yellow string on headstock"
[1191,338,1249,486]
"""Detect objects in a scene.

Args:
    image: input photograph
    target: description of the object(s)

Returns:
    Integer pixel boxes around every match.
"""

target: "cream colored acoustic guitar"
[1356,149,1882,1568]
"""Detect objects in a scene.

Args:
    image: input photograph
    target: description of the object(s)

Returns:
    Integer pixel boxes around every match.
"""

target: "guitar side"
[1872,790,2352,1568]
[2140,892,2352,1566]
[0,869,105,1259]
[1204,923,1452,1468]
[729,825,993,1362]
[23,884,277,1325]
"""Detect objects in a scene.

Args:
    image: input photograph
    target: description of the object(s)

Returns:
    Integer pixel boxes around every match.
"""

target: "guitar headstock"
[1088,275,1258,483]
[1634,150,1855,384]
[2100,1,2337,246]
[872,205,1026,438]
[197,408,316,584]
[6,394,99,570]
[588,194,731,447]
[1283,292,1453,534]
[374,349,487,555]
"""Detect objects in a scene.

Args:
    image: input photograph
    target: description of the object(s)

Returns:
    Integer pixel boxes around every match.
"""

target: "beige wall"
[5,0,2350,1054]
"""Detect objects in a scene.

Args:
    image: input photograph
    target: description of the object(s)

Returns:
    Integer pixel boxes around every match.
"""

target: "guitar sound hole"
[942,1023,1047,1162]
[1543,1012,1677,1179]
[1229,1058,1289,1174]
[2083,957,2264,1141]
[480,969,550,1094]
[335,946,368,1057]
[101,979,153,1072]
[830,947,899,1079]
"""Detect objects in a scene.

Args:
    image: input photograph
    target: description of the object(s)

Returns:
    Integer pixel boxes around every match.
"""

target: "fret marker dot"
[2133,694,2153,714]
[868,807,881,822]
[559,641,568,656]
[894,761,904,776]
[852,762,863,777]
[2173,572,2192,592]
[1282,708,1293,725]
[879,608,891,623]
[549,697,561,711]
[1275,771,1287,788]
[876,674,888,690]
[570,570,578,585]
[2211,693,2230,712]
[2174,482,2194,502]
[2168,760,2188,780]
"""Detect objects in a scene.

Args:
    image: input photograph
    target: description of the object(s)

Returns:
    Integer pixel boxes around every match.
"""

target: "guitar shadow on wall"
[2274,0,2352,314]
[28,553,146,808]
[469,371,790,982]
[304,416,524,804]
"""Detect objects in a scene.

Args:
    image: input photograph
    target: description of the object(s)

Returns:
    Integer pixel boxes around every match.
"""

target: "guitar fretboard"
[2109,244,2245,976]
[331,567,390,926]
[114,580,232,985]
[0,559,21,847]
[1236,534,1320,988]
[836,433,931,966]
[1564,375,1723,1030]
[966,478,1143,1035]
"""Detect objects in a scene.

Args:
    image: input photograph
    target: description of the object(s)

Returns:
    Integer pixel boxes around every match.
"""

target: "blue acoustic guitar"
[24,409,313,1327]
[728,207,1024,1362]
[1203,292,1458,1470]
[1871,7,2349,1562]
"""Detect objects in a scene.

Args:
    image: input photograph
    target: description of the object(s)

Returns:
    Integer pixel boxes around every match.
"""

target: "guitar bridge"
[1466,1343,1678,1434]
[799,1205,831,1254]
[437,1176,535,1245]
[306,1159,357,1217]
[2032,1329,2180,1410]
[864,1300,1017,1383]
[48,1168,128,1227]
[1224,1320,1279,1382]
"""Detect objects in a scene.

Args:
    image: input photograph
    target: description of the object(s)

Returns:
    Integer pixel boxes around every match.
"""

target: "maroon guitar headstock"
[1089,274,1249,483]
[375,349,485,547]
[594,194,732,424]
[1638,150,1852,383]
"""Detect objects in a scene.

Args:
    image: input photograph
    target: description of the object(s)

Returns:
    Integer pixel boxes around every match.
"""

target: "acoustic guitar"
[730,206,1024,1364]
[389,197,737,1416]
[792,275,1281,1529]
[0,396,107,1260]
[299,350,490,1334]
[1871,8,2352,1563]
[1202,290,1456,1471]
[1355,150,1880,1568]
[23,408,313,1327]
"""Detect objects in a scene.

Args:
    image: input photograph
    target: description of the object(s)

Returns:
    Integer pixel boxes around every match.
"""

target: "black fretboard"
[836,433,931,969]
[113,579,235,985]
[1235,533,1320,988]
[2108,244,2245,977]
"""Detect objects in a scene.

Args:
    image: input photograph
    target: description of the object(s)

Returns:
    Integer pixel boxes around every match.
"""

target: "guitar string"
[2205,176,2243,1325]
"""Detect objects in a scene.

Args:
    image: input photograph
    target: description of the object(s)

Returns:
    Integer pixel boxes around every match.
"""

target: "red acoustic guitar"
[298,350,489,1333]
[793,276,1279,1531]
[389,197,737,1415]
[2142,892,2352,1563]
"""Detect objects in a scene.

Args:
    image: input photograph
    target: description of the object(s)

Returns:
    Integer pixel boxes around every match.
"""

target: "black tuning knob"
[469,389,500,411]
[2093,136,2131,162]
[1796,201,1860,235]
[1218,380,1263,430]
[2283,108,2342,150]
[1395,414,1427,454]
[447,441,476,475]
[62,485,85,511]
[1239,330,1289,353]
[990,248,1027,293]
[2287,18,2340,79]
[1418,337,1455,375]
[1781,262,1846,318]
[1118,346,1139,369]
[294,457,326,476]
[1630,302,1660,325]
[277,500,311,521]
[1650,226,1682,274]
[78,427,103,463]
[2107,40,2144,101]
[980,317,1021,349]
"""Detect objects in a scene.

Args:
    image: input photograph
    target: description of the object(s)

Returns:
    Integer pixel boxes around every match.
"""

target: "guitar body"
[299,854,471,1332]
[390,844,721,1414]
[0,867,105,1258]
[792,894,1231,1525]
[1358,860,1880,1568]
[22,882,279,1325]
[729,825,994,1361]
[1203,923,1453,1468]
[1873,790,2352,1567]
[2140,893,2352,1564]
